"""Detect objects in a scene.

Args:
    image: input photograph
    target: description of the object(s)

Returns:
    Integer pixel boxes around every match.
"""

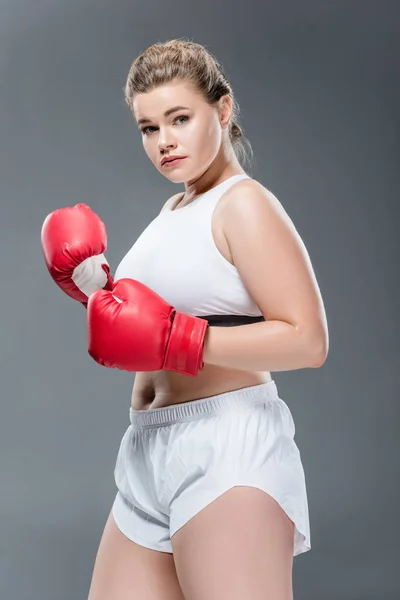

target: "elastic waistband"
[129,380,279,429]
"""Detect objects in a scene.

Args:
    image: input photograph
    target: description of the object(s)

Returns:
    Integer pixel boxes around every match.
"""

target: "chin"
[159,166,191,183]
[161,172,186,184]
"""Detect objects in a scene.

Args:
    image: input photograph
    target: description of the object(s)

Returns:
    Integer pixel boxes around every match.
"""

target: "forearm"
[202,319,327,372]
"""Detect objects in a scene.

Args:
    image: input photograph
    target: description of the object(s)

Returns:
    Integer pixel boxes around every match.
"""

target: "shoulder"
[159,192,182,213]
[222,177,277,210]
[221,177,289,233]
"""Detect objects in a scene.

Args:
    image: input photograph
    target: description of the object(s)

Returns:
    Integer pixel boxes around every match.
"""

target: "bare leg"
[88,509,186,600]
[172,486,294,600]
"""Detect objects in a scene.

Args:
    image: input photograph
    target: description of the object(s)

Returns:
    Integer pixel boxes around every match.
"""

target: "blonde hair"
[124,38,255,173]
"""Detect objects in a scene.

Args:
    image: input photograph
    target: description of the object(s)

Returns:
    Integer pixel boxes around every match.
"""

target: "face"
[132,79,232,183]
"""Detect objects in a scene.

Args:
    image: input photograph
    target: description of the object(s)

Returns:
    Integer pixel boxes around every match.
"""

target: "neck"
[182,155,245,205]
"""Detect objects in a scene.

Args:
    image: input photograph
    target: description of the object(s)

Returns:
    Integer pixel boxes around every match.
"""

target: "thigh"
[171,486,294,600]
[87,510,186,600]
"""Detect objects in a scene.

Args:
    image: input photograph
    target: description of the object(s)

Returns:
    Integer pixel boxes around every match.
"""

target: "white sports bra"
[114,174,264,325]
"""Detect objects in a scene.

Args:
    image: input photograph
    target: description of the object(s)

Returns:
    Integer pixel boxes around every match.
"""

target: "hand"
[87,278,209,377]
[41,203,114,307]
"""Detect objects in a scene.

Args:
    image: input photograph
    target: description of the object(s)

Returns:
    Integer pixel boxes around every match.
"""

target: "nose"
[158,141,177,154]
[157,129,177,153]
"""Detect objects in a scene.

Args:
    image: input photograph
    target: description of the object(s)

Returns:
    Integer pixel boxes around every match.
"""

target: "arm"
[203,181,328,372]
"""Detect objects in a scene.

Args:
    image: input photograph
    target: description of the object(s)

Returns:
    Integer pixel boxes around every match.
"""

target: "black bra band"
[196,314,265,327]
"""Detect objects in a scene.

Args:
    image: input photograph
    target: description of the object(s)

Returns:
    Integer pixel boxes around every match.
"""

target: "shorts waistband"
[129,380,279,429]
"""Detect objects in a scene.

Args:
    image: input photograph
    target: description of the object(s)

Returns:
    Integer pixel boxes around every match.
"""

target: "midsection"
[131,366,272,410]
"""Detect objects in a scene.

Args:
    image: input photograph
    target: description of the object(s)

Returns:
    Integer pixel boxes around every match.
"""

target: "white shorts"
[112,380,311,556]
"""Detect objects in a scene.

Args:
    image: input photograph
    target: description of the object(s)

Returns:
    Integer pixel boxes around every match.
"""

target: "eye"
[141,115,190,135]
[175,115,189,126]
[141,125,156,135]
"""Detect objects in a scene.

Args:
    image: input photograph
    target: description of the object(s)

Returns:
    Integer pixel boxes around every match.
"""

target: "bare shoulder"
[160,192,183,213]
[220,177,286,229]
[224,176,279,204]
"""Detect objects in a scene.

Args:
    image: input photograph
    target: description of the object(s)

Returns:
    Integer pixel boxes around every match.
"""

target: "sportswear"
[114,174,264,322]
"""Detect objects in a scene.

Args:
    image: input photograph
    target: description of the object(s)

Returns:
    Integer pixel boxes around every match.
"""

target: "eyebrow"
[136,106,191,126]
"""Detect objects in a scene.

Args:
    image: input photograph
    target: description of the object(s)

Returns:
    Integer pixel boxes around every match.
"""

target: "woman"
[74,39,328,600]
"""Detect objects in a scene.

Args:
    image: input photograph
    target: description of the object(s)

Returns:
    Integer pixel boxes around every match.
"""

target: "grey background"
[1,0,399,598]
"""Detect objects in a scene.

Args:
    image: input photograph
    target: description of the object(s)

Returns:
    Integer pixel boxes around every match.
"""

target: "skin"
[130,78,272,409]
[87,76,326,600]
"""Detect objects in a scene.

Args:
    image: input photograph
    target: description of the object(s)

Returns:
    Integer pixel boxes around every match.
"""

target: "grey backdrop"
[1,1,399,599]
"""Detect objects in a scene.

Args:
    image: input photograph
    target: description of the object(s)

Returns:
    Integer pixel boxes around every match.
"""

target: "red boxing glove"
[41,204,114,307]
[87,278,209,377]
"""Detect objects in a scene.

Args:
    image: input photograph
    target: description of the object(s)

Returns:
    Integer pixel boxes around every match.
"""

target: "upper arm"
[223,180,328,355]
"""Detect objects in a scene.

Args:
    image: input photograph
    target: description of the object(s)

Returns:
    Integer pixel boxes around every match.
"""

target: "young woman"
[43,38,328,600]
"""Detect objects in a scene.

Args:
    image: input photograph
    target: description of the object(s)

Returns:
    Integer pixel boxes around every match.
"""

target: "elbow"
[310,336,329,368]
[299,326,329,368]
[311,350,328,368]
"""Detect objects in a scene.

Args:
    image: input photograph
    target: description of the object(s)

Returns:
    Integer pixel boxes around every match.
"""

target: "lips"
[161,156,186,166]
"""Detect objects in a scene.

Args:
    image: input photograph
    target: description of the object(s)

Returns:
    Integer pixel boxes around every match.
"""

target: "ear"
[218,95,233,130]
